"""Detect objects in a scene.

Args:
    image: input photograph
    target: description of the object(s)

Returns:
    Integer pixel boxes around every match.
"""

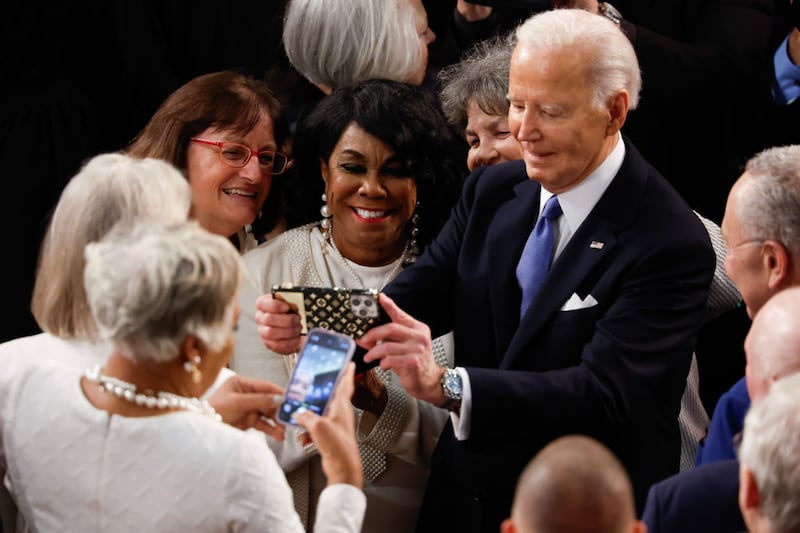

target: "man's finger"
[378,293,417,327]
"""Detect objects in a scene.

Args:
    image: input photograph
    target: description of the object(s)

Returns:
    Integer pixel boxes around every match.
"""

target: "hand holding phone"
[277,328,356,426]
[291,361,363,488]
[271,285,389,373]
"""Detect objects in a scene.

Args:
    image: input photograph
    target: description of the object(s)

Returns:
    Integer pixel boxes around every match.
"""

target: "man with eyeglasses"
[642,144,800,532]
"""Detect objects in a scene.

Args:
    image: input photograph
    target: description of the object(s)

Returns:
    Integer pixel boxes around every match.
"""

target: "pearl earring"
[321,192,332,253]
[184,354,202,384]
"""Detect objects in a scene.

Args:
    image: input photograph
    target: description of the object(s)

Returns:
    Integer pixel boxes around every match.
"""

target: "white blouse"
[2,361,365,532]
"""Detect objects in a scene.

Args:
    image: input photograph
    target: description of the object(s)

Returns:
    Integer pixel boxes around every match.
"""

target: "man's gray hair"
[738,145,800,260]
[515,8,641,110]
[740,372,800,532]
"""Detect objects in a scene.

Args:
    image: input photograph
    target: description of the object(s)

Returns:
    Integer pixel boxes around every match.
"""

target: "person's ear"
[740,464,761,511]
[320,159,331,188]
[500,518,517,533]
[180,334,202,361]
[761,240,790,289]
[633,519,648,533]
[605,91,629,135]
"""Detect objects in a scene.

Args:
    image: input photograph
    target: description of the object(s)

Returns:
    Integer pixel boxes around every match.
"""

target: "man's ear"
[740,464,761,511]
[761,240,790,289]
[605,91,629,135]
[500,518,517,533]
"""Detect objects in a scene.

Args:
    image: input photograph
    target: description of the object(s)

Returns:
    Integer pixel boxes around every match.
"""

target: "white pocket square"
[560,293,598,311]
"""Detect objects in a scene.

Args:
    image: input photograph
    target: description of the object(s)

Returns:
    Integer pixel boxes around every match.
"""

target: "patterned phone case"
[271,285,386,337]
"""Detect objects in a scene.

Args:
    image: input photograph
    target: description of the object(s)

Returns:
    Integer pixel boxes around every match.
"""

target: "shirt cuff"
[315,484,367,533]
[450,367,472,441]
[773,35,800,105]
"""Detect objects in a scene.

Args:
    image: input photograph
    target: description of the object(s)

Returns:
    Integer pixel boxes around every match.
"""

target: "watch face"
[444,370,462,397]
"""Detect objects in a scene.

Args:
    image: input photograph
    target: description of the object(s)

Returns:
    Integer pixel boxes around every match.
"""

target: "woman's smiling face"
[321,123,417,266]
[185,113,276,238]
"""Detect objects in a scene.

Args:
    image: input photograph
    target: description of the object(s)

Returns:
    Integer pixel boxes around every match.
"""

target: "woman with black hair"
[232,78,466,533]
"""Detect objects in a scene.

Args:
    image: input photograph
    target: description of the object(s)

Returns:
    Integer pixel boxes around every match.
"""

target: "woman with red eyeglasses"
[127,70,291,253]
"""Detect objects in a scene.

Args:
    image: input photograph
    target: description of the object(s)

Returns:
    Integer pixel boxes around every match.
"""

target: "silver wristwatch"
[598,2,622,25]
[440,368,463,412]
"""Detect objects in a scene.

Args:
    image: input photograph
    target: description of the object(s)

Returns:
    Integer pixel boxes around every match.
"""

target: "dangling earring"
[405,202,422,266]
[320,192,332,252]
[184,354,202,384]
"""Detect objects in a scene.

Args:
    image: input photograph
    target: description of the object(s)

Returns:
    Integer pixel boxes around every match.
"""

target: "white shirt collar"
[539,132,625,235]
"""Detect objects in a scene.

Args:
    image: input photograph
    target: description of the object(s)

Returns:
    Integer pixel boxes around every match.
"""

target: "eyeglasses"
[726,239,765,254]
[190,138,289,175]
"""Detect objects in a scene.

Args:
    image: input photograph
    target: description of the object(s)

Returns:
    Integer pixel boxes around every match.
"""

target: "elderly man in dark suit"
[355,8,714,532]
[642,145,800,533]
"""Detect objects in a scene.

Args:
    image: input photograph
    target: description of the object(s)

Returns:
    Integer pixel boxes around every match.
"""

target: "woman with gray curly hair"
[3,221,366,532]
[437,34,522,172]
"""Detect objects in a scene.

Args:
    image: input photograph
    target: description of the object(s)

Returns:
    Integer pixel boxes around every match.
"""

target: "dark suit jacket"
[383,140,715,532]
[642,460,745,533]
[614,0,774,222]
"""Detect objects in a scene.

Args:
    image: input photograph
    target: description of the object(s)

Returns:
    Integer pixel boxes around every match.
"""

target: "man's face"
[721,175,772,318]
[507,42,622,194]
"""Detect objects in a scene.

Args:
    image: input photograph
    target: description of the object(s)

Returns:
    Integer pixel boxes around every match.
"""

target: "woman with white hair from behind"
[282,0,435,94]
[3,221,365,531]
[0,153,291,531]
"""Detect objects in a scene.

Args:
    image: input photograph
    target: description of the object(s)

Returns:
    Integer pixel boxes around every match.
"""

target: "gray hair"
[515,9,641,110]
[84,221,243,363]
[31,153,191,340]
[282,0,422,89]
[739,372,800,531]
[438,34,515,134]
[737,145,800,260]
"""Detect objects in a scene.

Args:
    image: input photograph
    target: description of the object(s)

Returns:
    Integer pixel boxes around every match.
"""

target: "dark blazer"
[383,140,715,532]
[614,0,774,222]
[642,460,745,533]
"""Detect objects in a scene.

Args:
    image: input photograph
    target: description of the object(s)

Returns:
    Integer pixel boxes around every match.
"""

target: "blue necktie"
[516,195,562,317]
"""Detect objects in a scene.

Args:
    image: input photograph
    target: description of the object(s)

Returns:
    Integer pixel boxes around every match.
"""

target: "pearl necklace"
[327,234,410,291]
[84,365,222,421]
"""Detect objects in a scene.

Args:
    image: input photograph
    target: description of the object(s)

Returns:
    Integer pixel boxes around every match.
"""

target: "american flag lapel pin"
[590,241,604,250]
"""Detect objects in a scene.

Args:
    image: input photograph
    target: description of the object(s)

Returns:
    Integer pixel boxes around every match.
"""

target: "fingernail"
[260,415,277,428]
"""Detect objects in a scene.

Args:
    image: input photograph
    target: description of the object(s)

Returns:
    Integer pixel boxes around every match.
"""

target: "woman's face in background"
[408,0,436,85]
[185,113,276,238]
[465,100,523,171]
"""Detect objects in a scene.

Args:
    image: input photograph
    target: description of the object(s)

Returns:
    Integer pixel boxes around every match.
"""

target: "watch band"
[598,2,622,25]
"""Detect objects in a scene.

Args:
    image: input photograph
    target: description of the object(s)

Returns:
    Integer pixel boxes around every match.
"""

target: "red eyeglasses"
[190,138,290,175]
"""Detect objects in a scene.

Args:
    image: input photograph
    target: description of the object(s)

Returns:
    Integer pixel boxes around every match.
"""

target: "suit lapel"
[487,178,541,361]
[499,143,646,369]
[501,223,618,368]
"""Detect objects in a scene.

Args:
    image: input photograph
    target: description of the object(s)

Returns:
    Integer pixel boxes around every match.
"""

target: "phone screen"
[278,328,355,426]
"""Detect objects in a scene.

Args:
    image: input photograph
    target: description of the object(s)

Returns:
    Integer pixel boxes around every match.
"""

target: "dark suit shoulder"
[463,160,530,199]
[642,460,744,533]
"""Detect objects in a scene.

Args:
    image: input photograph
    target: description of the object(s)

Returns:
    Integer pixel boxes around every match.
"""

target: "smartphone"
[272,284,388,373]
[277,327,356,426]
